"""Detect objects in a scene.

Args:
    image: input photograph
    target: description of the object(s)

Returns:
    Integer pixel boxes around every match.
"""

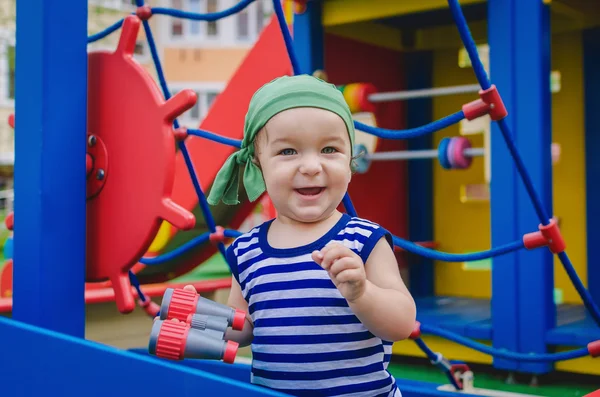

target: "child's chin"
[292,209,328,223]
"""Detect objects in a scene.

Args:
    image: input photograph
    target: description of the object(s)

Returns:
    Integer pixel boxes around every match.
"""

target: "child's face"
[255,107,352,224]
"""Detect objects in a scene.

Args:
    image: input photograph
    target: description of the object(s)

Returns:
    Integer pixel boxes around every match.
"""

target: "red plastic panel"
[86,16,196,313]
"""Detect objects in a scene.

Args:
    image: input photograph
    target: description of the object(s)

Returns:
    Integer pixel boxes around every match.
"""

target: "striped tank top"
[226,213,401,396]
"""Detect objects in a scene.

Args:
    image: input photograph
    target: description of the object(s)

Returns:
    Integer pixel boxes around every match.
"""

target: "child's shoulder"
[344,216,388,233]
[229,222,264,248]
[341,216,394,255]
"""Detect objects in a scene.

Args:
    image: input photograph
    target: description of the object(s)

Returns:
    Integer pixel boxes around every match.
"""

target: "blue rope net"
[87,0,598,389]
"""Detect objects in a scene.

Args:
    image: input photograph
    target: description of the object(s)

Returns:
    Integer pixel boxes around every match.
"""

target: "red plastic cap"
[223,340,239,364]
[588,339,600,358]
[8,113,14,128]
[156,320,189,360]
[173,127,188,141]
[523,218,566,254]
[462,84,507,121]
[167,288,199,321]
[232,309,246,331]
[136,5,152,20]
[209,226,226,245]
[409,321,421,340]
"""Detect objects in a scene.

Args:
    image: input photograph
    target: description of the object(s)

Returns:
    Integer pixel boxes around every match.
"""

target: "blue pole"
[488,0,520,372]
[13,0,88,337]
[488,0,554,374]
[583,27,600,307]
[513,0,554,375]
[291,1,323,75]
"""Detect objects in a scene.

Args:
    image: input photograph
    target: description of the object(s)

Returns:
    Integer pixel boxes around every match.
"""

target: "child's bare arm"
[314,239,416,342]
[350,238,416,341]
[224,275,254,347]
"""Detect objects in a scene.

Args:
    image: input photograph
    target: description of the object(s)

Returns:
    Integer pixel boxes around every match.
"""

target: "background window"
[256,0,265,34]
[189,0,201,35]
[206,92,218,109]
[236,9,249,39]
[171,0,184,37]
[206,0,218,36]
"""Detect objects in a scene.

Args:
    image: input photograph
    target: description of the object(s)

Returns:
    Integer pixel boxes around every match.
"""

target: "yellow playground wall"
[431,30,588,305]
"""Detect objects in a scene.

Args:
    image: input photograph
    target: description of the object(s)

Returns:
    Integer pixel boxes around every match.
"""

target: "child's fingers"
[183,284,197,293]
[334,268,364,284]
[320,244,355,269]
[328,257,359,278]
[311,250,324,265]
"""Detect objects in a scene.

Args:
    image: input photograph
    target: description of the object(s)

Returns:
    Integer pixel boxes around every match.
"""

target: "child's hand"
[312,243,366,302]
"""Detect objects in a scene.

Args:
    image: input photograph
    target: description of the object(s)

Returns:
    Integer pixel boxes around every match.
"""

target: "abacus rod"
[366,147,484,161]
[368,84,481,103]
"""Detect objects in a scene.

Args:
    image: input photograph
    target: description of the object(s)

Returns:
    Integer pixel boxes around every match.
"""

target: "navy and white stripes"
[226,214,400,396]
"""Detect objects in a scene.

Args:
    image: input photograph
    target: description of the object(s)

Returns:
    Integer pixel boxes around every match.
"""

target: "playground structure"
[1,0,600,396]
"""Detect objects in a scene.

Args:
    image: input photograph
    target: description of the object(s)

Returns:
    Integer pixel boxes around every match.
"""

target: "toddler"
[203,74,416,396]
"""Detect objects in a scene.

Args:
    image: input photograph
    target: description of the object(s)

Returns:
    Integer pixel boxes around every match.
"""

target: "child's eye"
[322,147,337,154]
[279,148,297,156]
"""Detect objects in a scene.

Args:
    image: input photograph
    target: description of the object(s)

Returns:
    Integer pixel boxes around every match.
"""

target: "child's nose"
[299,154,323,175]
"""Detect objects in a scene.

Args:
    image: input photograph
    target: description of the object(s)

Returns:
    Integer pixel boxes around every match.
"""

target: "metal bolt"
[96,169,105,180]
[88,135,97,146]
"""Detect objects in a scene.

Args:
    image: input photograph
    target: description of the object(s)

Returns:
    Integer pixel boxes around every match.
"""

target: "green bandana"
[207,74,355,206]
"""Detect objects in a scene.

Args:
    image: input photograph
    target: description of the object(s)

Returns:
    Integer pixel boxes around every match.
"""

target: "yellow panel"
[322,0,485,27]
[554,346,600,375]
[430,31,588,303]
[393,336,493,365]
[550,30,588,304]
[325,22,403,52]
[415,20,488,51]
[431,48,492,299]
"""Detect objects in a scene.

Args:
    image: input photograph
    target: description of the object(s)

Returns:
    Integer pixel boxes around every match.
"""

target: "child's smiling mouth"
[295,187,325,196]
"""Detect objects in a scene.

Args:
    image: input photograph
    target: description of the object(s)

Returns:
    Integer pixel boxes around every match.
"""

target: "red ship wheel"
[86,15,196,313]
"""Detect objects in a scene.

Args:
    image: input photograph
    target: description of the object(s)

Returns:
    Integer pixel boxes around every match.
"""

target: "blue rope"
[393,235,524,262]
[140,232,210,265]
[413,338,462,390]
[140,228,242,265]
[271,0,301,75]
[354,111,465,139]
[151,0,254,21]
[128,270,146,302]
[88,18,124,43]
[420,323,590,362]
[187,129,242,148]
[447,0,491,90]
[558,251,600,325]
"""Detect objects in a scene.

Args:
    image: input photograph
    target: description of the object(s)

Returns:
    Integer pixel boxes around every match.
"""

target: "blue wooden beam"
[406,51,434,298]
[0,316,287,396]
[583,27,600,307]
[488,0,554,374]
[13,0,88,336]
